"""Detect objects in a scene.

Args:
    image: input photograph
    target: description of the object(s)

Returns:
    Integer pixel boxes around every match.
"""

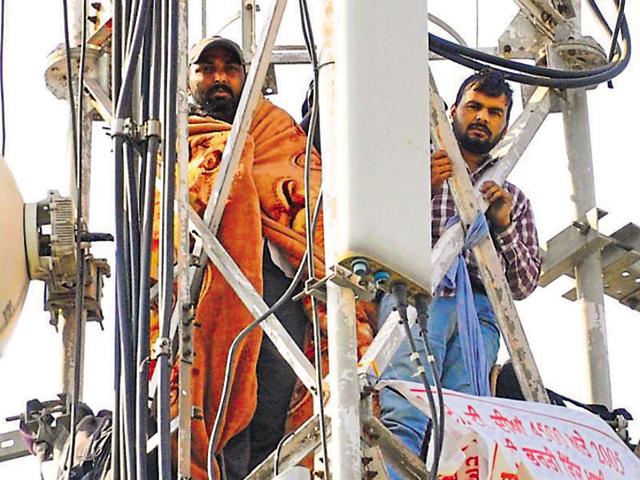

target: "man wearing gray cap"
[170,36,334,479]
[188,36,247,124]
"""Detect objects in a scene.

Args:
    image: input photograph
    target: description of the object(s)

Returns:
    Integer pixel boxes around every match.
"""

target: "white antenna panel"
[331,0,431,295]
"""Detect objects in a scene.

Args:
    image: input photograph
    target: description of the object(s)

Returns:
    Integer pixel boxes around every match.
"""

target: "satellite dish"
[0,155,30,357]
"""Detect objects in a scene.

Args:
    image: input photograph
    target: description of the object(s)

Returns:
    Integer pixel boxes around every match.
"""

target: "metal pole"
[241,0,256,58]
[561,89,612,406]
[559,0,612,407]
[325,284,361,478]
[61,308,86,398]
[176,0,192,477]
[201,0,207,38]
[61,0,92,401]
[68,0,92,221]
[317,0,361,477]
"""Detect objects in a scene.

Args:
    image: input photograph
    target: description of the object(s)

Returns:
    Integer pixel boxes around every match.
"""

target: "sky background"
[0,1,639,478]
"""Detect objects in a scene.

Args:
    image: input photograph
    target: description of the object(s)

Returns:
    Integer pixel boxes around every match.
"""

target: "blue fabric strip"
[438,214,491,396]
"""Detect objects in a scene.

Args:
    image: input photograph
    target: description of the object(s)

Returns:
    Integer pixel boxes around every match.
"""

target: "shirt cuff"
[493,222,518,252]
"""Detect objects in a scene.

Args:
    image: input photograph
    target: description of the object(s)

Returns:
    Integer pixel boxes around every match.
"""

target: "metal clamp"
[153,336,172,359]
[111,118,137,139]
[143,119,162,139]
[292,264,376,303]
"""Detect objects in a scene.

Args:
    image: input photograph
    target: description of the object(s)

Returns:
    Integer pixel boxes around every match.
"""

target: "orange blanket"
[151,98,374,479]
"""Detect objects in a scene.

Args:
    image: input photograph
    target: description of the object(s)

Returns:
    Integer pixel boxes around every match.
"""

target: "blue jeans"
[378,292,500,478]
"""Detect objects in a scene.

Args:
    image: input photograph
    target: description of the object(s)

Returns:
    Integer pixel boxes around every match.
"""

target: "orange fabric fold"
[150,98,375,479]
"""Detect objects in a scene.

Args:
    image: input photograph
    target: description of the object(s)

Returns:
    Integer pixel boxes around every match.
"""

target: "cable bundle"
[429,0,630,88]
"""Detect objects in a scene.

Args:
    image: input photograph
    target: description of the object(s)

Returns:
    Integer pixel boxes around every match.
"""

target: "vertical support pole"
[61,308,86,399]
[69,0,93,222]
[562,90,612,407]
[559,0,612,407]
[318,1,361,478]
[61,0,91,400]
[201,0,207,38]
[242,0,256,58]
[325,284,361,478]
[176,0,192,478]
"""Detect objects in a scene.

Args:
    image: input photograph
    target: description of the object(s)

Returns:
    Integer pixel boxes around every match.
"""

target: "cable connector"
[152,336,172,359]
[391,282,409,322]
[415,293,430,332]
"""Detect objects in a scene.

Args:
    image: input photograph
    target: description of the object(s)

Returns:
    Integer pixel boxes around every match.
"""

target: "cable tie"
[410,352,421,362]
[411,367,425,377]
[152,336,172,359]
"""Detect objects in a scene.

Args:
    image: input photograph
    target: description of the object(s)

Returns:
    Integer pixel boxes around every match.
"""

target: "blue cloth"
[378,293,500,479]
[439,214,491,396]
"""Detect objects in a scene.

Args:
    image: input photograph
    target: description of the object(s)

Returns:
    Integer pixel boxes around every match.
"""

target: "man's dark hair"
[454,69,514,122]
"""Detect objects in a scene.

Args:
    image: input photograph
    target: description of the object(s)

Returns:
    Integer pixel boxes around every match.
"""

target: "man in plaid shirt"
[379,70,541,474]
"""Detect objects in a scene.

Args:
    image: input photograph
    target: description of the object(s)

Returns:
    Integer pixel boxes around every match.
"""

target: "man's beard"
[453,118,501,155]
[193,84,240,124]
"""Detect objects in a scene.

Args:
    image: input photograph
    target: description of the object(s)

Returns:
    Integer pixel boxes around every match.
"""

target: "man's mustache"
[207,84,234,98]
[467,122,491,136]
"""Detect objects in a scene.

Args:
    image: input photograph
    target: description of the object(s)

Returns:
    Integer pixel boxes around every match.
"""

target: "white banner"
[379,380,640,480]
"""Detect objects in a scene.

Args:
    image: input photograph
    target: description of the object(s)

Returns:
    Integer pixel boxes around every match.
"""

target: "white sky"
[0,1,638,478]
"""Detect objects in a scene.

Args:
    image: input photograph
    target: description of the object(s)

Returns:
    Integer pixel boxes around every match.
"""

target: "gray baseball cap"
[189,36,245,66]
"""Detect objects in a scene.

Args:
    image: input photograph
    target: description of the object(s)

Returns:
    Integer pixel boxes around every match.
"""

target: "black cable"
[114,0,152,119]
[67,0,88,477]
[114,138,138,480]
[110,0,123,474]
[430,32,621,80]
[125,140,141,351]
[608,0,625,61]
[429,0,631,89]
[126,0,142,55]
[111,1,154,476]
[607,0,626,88]
[137,3,154,214]
[112,0,122,103]
[297,0,331,474]
[415,295,444,479]
[207,190,324,480]
[135,2,162,478]
[391,285,441,480]
[0,0,6,157]
[430,35,629,89]
[112,308,122,479]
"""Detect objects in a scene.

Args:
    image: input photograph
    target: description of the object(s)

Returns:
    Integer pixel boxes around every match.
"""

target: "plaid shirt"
[433,156,541,300]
